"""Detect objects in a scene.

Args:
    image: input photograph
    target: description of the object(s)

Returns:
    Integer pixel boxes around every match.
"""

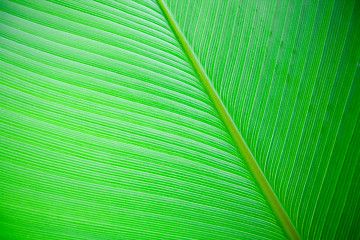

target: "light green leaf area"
[0,0,285,239]
[0,0,359,240]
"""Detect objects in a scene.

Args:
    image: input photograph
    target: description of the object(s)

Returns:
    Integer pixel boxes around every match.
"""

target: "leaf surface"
[164,0,360,238]
[0,0,287,239]
[0,0,359,239]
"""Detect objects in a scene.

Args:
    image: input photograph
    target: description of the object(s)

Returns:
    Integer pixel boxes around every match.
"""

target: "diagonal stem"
[156,0,300,239]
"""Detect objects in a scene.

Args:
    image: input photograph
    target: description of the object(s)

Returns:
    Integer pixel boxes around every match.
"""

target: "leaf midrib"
[156,0,300,239]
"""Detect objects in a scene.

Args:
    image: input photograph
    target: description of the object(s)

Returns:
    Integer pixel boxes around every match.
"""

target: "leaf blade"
[0,0,288,239]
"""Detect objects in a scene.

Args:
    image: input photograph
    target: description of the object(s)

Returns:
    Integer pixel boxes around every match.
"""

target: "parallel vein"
[0,0,289,239]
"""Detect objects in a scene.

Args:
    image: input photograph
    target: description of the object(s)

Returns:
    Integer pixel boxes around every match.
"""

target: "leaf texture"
[164,0,360,239]
[0,0,290,239]
[1,0,360,239]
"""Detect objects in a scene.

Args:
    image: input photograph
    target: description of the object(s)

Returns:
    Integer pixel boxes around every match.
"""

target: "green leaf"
[0,0,359,239]
[163,0,360,239]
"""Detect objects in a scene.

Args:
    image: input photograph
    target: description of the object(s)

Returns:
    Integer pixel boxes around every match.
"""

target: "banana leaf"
[0,0,359,239]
